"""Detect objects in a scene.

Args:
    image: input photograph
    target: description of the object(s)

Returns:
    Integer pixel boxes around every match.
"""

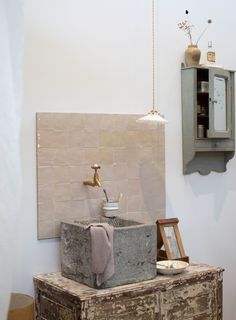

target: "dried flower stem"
[196,19,212,45]
[178,11,212,46]
[185,10,193,45]
[178,20,194,45]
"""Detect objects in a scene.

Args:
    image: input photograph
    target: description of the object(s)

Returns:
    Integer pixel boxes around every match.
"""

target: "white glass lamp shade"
[136,110,168,123]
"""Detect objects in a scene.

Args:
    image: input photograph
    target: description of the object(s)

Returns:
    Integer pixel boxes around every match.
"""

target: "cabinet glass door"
[207,68,231,138]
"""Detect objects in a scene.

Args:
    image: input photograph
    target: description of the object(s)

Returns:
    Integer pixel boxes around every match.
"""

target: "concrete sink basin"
[61,217,157,288]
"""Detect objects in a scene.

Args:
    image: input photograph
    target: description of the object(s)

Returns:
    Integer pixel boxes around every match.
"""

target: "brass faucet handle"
[83,164,101,187]
[91,164,101,170]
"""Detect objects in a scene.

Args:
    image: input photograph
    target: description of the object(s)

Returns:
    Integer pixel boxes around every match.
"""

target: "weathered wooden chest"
[34,263,223,320]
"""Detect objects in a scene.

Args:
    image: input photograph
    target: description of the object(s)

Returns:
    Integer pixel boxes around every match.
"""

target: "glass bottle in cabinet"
[181,66,235,175]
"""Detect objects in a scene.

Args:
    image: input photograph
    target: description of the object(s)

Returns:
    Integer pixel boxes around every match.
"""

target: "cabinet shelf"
[197,114,208,118]
[197,92,209,95]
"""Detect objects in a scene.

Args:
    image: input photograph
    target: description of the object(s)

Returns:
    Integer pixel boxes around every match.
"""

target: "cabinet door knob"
[212,100,218,103]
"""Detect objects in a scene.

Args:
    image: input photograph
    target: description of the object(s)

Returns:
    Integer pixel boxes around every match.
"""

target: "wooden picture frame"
[156,218,189,262]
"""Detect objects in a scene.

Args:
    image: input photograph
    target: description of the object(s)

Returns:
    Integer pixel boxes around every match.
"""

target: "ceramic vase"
[185,45,201,67]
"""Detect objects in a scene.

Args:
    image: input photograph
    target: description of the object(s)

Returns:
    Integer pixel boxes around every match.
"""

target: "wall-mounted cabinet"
[181,66,235,175]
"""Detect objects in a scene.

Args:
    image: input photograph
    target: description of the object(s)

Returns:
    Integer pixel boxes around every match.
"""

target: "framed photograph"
[156,218,189,262]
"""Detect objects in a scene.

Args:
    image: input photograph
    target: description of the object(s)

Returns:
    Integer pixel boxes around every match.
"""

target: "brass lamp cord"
[150,0,161,116]
[152,0,156,114]
[136,0,167,122]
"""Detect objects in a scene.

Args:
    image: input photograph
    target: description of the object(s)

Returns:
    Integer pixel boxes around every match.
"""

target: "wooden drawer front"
[36,280,79,310]
[82,293,158,320]
[40,295,75,320]
[160,280,217,320]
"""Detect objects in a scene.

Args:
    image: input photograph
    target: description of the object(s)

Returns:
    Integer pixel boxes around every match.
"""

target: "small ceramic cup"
[103,200,119,218]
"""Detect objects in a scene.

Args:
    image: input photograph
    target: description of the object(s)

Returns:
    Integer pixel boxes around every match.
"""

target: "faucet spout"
[83,180,96,187]
[83,164,102,187]
[94,176,102,187]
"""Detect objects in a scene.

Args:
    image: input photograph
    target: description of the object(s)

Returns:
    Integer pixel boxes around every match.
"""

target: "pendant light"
[136,0,167,123]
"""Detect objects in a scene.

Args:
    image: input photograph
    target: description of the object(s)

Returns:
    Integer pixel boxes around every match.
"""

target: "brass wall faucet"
[83,164,102,187]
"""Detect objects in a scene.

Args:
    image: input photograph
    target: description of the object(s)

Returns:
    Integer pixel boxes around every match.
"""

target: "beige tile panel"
[82,114,100,133]
[99,147,113,164]
[99,130,113,147]
[79,165,98,181]
[53,166,70,184]
[68,166,83,182]
[52,113,70,131]
[84,148,100,165]
[113,147,128,163]
[53,183,71,201]
[70,182,87,201]
[37,183,54,203]
[84,199,103,218]
[54,220,62,238]
[68,132,85,148]
[101,163,127,181]
[37,166,54,185]
[37,148,56,166]
[36,113,165,239]
[140,147,154,162]
[67,147,86,165]
[126,130,153,147]
[37,201,54,221]
[69,200,86,219]
[127,195,146,213]
[68,113,85,132]
[128,179,142,196]
[84,185,104,200]
[36,113,53,131]
[53,149,69,166]
[112,131,127,147]
[38,129,68,149]
[38,219,57,239]
[53,201,71,220]
[82,132,100,148]
[126,163,140,179]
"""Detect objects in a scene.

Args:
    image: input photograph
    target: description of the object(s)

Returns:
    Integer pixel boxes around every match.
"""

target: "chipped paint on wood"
[34,263,223,320]
[81,294,157,319]
[40,295,75,320]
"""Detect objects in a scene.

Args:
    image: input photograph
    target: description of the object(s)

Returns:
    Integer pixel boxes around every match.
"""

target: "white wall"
[0,1,23,319]
[14,0,236,319]
[159,1,236,319]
